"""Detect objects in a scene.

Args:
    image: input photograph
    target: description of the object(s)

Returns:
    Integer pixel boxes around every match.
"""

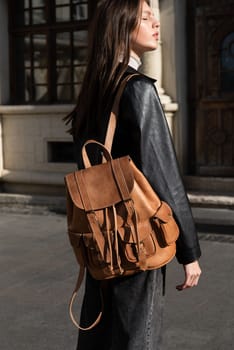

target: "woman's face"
[131,1,160,58]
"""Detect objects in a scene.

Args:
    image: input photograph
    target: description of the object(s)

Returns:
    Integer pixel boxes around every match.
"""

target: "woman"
[67,0,202,349]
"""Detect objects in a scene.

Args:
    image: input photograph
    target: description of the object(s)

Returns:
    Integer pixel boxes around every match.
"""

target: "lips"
[153,32,159,39]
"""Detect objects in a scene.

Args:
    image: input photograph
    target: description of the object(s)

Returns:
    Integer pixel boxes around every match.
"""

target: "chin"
[147,45,158,52]
[145,42,159,51]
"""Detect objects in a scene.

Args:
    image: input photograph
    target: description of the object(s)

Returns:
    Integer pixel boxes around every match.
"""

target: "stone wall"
[0,105,76,195]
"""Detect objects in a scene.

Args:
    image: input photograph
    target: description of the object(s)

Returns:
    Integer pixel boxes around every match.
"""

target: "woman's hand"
[176,261,202,291]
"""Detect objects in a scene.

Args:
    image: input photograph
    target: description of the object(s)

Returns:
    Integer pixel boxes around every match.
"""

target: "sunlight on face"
[131,1,160,58]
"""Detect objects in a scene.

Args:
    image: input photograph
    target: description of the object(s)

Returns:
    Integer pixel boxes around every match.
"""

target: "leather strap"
[69,265,104,330]
[81,74,138,165]
[111,158,147,268]
[104,74,139,152]
[82,139,112,169]
[110,158,131,201]
[74,171,106,260]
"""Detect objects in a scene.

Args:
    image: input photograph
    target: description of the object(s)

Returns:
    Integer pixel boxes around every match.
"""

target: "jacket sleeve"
[113,75,201,265]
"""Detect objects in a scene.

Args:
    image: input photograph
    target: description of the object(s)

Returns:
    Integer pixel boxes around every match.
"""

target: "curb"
[0,193,66,214]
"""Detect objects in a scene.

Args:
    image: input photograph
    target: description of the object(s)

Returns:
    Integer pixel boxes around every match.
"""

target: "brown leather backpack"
[64,75,180,330]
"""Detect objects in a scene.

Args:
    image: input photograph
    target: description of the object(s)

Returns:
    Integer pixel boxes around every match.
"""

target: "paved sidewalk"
[0,212,233,350]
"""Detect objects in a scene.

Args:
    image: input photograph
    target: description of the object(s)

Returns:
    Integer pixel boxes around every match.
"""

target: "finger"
[191,274,201,287]
[176,275,195,290]
[176,279,191,290]
[190,270,202,286]
[176,284,184,291]
[176,273,201,290]
[176,283,191,291]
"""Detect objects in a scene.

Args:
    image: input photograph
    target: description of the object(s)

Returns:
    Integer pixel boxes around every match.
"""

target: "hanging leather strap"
[69,265,104,330]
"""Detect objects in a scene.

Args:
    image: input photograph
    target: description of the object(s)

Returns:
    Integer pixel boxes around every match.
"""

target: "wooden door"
[188,0,234,176]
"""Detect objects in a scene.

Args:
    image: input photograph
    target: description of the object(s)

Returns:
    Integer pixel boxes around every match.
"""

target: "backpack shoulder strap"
[104,73,139,152]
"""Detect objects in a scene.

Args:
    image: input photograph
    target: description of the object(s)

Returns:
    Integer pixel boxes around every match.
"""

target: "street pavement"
[0,210,234,350]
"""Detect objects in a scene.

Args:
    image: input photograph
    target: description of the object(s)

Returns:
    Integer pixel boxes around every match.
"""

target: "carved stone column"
[141,0,178,135]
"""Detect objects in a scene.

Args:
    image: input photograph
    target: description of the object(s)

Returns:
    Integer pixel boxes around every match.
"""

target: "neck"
[129,51,142,70]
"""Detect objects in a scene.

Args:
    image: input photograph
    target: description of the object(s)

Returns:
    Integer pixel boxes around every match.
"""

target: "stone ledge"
[188,192,234,209]
[192,207,234,227]
[0,169,76,185]
[0,104,74,115]
[0,193,66,214]
[188,192,234,227]
[184,176,234,195]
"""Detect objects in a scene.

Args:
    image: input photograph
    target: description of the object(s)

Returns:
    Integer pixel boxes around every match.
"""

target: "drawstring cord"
[105,207,114,272]
[126,200,147,269]
[104,205,124,275]
[101,201,146,273]
[112,205,123,274]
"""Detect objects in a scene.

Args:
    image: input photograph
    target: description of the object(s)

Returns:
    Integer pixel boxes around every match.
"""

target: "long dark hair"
[65,0,146,137]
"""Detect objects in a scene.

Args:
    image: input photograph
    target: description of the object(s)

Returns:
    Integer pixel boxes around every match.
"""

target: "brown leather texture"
[65,141,180,281]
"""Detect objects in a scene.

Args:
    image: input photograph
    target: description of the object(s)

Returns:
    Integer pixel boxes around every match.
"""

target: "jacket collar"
[126,65,157,83]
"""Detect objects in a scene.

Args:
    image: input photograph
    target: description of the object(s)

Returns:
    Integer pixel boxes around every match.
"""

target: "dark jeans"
[77,267,165,350]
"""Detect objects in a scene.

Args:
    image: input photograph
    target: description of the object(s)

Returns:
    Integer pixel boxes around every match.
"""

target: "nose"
[153,18,160,28]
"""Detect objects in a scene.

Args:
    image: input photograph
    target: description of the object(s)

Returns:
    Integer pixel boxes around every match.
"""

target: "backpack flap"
[65,155,134,211]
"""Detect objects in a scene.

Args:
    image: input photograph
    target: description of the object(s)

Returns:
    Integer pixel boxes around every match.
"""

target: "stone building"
[0,1,234,221]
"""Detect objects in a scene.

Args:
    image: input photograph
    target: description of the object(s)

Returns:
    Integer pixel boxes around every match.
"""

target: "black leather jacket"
[74,66,201,265]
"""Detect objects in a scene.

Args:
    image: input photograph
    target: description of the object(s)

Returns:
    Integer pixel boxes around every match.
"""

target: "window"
[8,0,94,104]
[220,32,234,93]
[47,141,74,163]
